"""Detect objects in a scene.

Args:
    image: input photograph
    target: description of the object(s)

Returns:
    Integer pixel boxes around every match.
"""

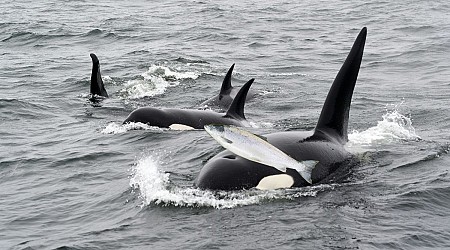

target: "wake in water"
[118,64,201,99]
[348,109,421,145]
[129,108,421,209]
[101,121,275,134]
[129,154,326,209]
[101,122,164,134]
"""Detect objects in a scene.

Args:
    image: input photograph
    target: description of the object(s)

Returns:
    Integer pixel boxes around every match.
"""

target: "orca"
[201,64,256,110]
[89,53,108,98]
[123,78,255,129]
[195,27,367,190]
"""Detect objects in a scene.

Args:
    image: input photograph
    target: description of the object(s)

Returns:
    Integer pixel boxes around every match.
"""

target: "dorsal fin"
[90,53,108,97]
[219,64,235,99]
[225,78,254,120]
[314,27,367,144]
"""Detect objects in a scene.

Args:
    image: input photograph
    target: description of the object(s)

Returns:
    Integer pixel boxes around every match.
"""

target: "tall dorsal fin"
[314,27,367,144]
[225,78,254,120]
[219,64,235,99]
[90,53,108,97]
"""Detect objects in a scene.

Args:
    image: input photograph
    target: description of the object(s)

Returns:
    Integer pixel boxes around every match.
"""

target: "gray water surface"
[1,1,450,249]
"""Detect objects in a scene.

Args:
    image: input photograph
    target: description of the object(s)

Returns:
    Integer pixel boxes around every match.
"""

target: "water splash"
[248,121,275,129]
[129,154,326,209]
[348,109,421,145]
[118,65,200,99]
[101,122,163,134]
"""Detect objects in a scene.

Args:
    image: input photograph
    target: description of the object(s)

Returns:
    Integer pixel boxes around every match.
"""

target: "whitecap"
[101,122,163,134]
[348,109,421,146]
[119,65,200,99]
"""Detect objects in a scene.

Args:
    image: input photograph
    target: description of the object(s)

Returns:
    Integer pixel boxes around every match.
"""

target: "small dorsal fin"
[314,27,367,144]
[219,64,235,99]
[225,78,254,120]
[90,53,108,97]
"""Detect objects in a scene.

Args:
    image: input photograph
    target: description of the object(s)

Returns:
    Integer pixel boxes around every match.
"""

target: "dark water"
[1,1,450,249]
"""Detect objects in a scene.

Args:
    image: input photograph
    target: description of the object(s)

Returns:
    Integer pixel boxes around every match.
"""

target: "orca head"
[90,53,108,98]
[123,107,170,128]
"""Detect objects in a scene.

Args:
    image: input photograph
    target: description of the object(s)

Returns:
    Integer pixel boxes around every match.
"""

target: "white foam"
[129,154,323,209]
[348,109,421,146]
[102,75,114,84]
[248,121,275,129]
[145,65,200,80]
[101,122,163,134]
[119,65,200,99]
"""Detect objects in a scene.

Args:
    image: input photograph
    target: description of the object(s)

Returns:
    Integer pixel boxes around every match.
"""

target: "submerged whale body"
[89,53,108,99]
[195,27,367,190]
[201,64,256,110]
[123,78,255,129]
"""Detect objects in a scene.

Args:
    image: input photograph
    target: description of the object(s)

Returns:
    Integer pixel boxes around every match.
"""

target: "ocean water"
[1,0,450,249]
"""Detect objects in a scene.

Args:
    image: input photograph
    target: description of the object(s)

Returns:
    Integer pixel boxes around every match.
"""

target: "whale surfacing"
[195,27,367,190]
[123,78,255,129]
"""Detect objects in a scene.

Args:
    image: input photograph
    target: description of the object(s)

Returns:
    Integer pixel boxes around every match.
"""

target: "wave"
[129,154,334,209]
[1,31,75,45]
[174,57,209,64]
[101,122,164,134]
[117,65,201,99]
[101,120,275,135]
[83,28,117,39]
[348,109,420,146]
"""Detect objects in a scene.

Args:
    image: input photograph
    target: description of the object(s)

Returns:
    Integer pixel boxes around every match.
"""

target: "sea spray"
[348,109,420,145]
[118,65,200,99]
[101,122,163,134]
[129,153,322,209]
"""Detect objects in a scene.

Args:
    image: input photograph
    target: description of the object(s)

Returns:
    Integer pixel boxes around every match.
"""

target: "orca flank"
[195,27,367,190]
[123,78,255,129]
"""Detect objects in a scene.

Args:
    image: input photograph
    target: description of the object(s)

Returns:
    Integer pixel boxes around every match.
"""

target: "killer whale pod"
[195,27,367,190]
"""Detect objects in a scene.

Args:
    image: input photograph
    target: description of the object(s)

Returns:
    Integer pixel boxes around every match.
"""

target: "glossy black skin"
[123,78,254,129]
[195,27,367,190]
[123,107,246,129]
[201,64,257,110]
[195,130,352,190]
[90,53,108,98]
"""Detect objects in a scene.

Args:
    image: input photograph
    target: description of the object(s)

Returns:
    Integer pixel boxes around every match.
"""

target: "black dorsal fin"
[225,78,254,120]
[314,27,367,144]
[90,53,108,97]
[219,64,235,99]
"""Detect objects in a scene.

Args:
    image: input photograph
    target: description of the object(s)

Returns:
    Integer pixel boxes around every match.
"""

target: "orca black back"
[123,79,255,129]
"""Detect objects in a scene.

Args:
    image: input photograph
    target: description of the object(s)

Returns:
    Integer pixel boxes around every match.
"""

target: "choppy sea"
[1,1,450,249]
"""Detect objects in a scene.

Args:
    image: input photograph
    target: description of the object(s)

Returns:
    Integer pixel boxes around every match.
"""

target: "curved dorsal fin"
[90,53,108,97]
[219,64,235,99]
[314,27,367,144]
[225,78,254,120]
